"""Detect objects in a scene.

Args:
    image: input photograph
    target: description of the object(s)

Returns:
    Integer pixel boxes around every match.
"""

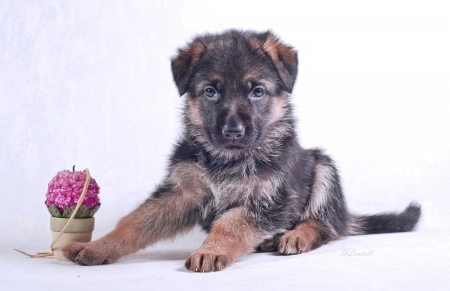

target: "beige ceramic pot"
[50,217,95,261]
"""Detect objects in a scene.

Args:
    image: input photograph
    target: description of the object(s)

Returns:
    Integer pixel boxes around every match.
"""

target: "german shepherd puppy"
[63,30,421,272]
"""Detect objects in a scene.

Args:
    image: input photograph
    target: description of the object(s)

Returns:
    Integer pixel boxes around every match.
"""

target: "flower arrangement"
[14,166,99,260]
[45,167,100,218]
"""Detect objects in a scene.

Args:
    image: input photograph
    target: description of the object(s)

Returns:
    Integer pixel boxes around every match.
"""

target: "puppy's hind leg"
[279,150,348,255]
[63,182,202,265]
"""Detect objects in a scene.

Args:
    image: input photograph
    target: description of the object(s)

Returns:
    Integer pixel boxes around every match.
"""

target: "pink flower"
[45,169,100,212]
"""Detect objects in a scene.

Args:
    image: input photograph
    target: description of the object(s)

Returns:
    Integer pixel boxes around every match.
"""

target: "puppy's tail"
[347,202,421,235]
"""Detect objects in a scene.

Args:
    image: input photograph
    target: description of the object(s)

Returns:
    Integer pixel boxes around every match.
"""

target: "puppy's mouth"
[218,136,260,151]
[223,143,245,150]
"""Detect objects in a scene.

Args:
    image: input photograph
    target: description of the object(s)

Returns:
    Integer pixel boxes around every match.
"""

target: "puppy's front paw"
[185,251,232,272]
[278,231,313,255]
[62,241,120,265]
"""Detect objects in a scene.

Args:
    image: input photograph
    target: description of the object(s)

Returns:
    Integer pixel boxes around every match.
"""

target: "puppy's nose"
[222,124,245,140]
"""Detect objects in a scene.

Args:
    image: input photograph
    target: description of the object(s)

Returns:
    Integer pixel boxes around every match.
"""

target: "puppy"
[63,30,421,272]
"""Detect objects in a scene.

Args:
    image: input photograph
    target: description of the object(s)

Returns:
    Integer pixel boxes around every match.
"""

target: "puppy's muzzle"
[222,124,245,140]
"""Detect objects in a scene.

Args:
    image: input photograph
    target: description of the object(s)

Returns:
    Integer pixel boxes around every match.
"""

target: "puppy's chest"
[169,162,281,209]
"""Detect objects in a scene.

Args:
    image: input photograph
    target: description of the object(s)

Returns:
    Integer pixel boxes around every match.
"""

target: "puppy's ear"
[171,41,205,96]
[262,32,298,93]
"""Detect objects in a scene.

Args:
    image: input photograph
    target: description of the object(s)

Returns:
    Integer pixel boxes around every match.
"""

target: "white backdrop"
[1,0,449,245]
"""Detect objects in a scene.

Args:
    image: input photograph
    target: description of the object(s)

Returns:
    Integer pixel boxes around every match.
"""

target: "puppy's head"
[171,30,298,155]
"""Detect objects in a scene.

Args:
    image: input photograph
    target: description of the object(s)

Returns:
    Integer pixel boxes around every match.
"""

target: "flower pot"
[50,216,95,261]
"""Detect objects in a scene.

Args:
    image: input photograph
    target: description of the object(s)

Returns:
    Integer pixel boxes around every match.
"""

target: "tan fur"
[268,94,287,124]
[187,98,203,126]
[262,35,297,91]
[212,174,282,211]
[171,41,205,95]
[346,214,365,236]
[243,73,277,93]
[169,162,283,212]
[185,207,263,272]
[303,164,333,219]
[278,219,325,254]
[169,162,210,194]
[262,36,296,65]
[243,71,259,79]
[194,74,224,91]
[63,187,202,265]
[172,41,204,72]
[248,36,261,50]
[262,36,281,62]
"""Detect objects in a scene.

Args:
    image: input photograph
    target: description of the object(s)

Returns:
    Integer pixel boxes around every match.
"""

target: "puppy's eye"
[204,87,217,98]
[252,87,265,98]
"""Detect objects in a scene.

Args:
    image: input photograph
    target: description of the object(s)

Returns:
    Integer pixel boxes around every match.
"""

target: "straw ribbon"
[14,168,92,258]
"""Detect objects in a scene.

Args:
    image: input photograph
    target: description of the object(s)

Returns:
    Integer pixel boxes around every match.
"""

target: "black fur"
[349,203,421,235]
[168,29,421,244]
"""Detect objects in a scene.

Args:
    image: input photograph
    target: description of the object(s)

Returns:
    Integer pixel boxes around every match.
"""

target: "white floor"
[2,230,449,291]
